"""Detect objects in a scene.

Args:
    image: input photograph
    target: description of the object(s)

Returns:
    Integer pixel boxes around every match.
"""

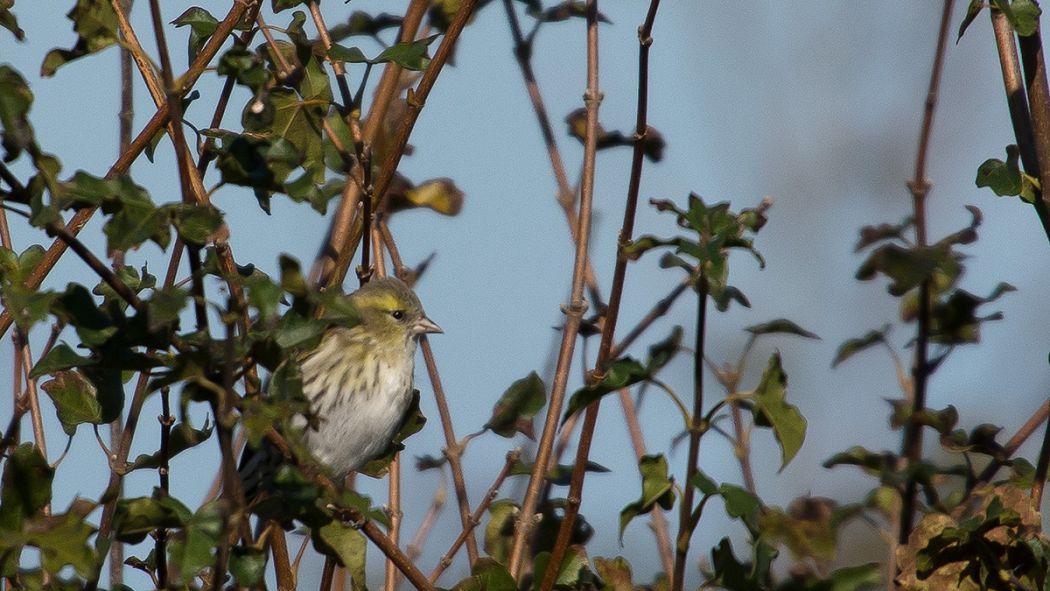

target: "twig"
[502,0,604,307]
[671,279,707,591]
[406,481,446,563]
[155,387,173,588]
[973,399,1050,487]
[384,454,403,591]
[327,0,482,290]
[429,450,519,583]
[509,0,603,580]
[379,219,481,565]
[314,0,429,287]
[898,0,954,545]
[542,3,661,587]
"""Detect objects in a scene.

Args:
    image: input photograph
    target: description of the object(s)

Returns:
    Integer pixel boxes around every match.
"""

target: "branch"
[898,0,954,545]
[510,0,604,580]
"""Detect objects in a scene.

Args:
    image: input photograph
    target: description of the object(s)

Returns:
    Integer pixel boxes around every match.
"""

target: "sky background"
[4,1,1050,588]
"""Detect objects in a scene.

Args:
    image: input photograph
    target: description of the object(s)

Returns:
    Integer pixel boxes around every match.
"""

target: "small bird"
[240,276,441,501]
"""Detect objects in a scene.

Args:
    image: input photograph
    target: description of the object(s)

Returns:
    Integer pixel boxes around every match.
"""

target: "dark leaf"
[41,0,118,77]
[30,343,96,378]
[562,357,649,423]
[832,325,890,367]
[485,371,546,438]
[127,420,214,471]
[619,454,675,542]
[957,0,983,41]
[0,443,53,531]
[40,370,104,435]
[451,557,517,591]
[751,353,806,470]
[744,318,819,340]
[111,491,190,544]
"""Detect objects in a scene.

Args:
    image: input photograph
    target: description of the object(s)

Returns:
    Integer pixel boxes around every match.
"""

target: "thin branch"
[898,0,954,545]
[429,450,519,584]
[154,388,173,589]
[502,0,604,306]
[384,454,403,591]
[510,0,603,580]
[542,2,661,586]
[377,219,481,565]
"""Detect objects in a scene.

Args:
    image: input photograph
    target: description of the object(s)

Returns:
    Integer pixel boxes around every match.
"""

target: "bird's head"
[349,276,442,341]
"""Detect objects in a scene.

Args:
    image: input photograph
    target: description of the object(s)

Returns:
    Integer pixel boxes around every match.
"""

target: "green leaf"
[327,44,370,64]
[23,499,98,579]
[993,0,1042,36]
[0,0,24,41]
[30,343,96,378]
[751,353,806,470]
[127,420,214,471]
[39,370,104,435]
[719,483,761,524]
[372,35,438,70]
[451,557,517,591]
[101,182,171,254]
[41,0,119,77]
[167,501,224,584]
[957,0,984,41]
[111,491,190,544]
[171,6,218,63]
[976,145,1040,203]
[562,357,649,423]
[744,318,819,339]
[172,204,223,245]
[532,545,594,589]
[315,520,367,579]
[229,546,267,588]
[0,444,53,531]
[619,454,675,542]
[485,371,546,438]
[832,325,890,367]
[689,469,719,496]
[0,65,35,160]
[484,499,519,565]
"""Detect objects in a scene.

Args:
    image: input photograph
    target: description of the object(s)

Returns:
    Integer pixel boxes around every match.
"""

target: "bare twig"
[509,0,603,580]
[385,454,403,591]
[542,3,661,587]
[898,0,954,544]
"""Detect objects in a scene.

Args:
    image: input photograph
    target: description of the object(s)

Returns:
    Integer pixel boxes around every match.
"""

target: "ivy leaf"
[171,6,218,63]
[957,0,983,41]
[126,420,214,471]
[229,546,267,588]
[39,370,104,435]
[993,0,1042,36]
[619,454,675,542]
[744,319,819,340]
[30,344,96,378]
[0,0,24,41]
[562,357,648,423]
[315,519,368,578]
[751,353,806,470]
[832,325,890,367]
[172,204,223,245]
[167,501,224,584]
[372,35,438,70]
[976,145,1040,203]
[41,0,118,77]
[111,491,191,544]
[483,499,519,565]
[23,499,98,579]
[485,372,546,439]
[0,443,53,531]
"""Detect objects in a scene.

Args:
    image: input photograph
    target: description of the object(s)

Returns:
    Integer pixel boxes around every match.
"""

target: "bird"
[239,276,441,507]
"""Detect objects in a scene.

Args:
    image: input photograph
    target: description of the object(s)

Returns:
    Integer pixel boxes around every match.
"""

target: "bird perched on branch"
[240,276,441,504]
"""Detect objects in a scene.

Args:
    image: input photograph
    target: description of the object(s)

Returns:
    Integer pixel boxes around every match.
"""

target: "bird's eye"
[391,310,406,320]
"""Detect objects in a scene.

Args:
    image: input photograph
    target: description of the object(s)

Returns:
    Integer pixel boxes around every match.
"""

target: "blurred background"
[4,1,1050,587]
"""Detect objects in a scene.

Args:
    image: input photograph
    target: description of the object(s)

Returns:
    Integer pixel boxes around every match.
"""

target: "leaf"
[171,6,218,62]
[993,0,1042,36]
[111,492,191,544]
[0,0,24,41]
[315,519,368,587]
[832,325,890,367]
[326,44,370,64]
[451,557,517,591]
[172,204,223,245]
[167,501,224,584]
[619,454,675,542]
[744,318,819,339]
[0,444,53,531]
[484,499,519,565]
[957,0,984,41]
[23,499,98,579]
[229,546,266,588]
[372,35,439,70]
[127,420,214,471]
[30,343,96,378]
[41,0,119,77]
[976,145,1040,203]
[751,353,806,470]
[594,557,634,591]
[532,545,594,589]
[485,372,546,438]
[39,370,104,435]
[562,357,649,423]
[689,469,719,496]
[719,483,761,524]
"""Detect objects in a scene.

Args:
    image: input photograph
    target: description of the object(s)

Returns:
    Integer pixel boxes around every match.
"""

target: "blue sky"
[3,1,1050,587]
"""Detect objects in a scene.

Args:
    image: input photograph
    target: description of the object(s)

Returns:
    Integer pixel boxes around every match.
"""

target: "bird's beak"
[416,316,443,335]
